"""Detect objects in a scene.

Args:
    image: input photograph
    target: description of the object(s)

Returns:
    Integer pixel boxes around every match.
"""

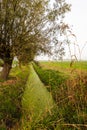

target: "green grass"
[39,61,87,73]
[0,61,87,130]
[33,61,87,130]
[0,65,29,130]
[21,64,56,130]
[33,62,67,91]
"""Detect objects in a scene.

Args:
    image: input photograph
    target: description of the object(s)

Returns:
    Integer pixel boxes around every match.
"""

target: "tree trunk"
[1,61,13,80]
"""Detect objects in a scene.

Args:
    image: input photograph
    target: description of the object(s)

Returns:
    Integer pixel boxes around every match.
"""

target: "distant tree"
[0,0,70,80]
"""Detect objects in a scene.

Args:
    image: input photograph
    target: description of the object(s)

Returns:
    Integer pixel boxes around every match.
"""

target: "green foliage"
[33,62,67,91]
[0,85,21,120]
[0,65,29,129]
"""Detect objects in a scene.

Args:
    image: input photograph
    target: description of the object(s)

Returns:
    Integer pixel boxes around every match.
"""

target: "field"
[0,61,87,130]
[39,61,87,73]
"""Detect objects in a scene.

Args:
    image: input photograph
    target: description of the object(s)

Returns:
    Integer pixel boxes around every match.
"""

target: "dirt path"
[21,64,55,129]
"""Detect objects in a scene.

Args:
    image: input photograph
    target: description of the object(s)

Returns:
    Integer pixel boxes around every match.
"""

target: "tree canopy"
[0,0,71,79]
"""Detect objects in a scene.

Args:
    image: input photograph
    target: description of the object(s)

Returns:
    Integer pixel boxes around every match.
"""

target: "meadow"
[0,61,87,130]
[39,61,87,73]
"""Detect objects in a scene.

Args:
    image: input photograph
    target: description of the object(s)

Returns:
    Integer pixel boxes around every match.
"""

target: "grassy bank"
[0,65,29,130]
[0,61,87,130]
[33,61,87,130]
[21,64,56,130]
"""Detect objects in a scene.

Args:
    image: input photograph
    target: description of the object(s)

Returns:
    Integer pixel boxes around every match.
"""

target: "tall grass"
[33,61,87,130]
[0,65,29,130]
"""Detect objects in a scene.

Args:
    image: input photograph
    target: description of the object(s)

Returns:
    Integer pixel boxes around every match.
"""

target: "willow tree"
[0,0,70,80]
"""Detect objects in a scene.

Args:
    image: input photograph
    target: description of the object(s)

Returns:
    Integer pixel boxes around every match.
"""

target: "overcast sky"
[37,0,87,61]
[65,0,87,60]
